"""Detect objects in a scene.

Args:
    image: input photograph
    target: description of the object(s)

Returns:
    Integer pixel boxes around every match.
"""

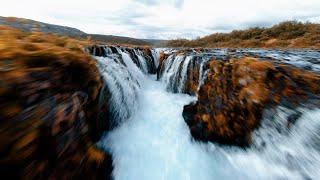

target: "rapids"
[91,46,320,180]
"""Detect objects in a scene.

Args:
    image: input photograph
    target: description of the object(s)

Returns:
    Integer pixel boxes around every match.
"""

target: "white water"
[101,75,320,180]
[95,47,320,180]
[95,55,142,127]
[178,56,193,92]
[151,49,161,68]
[134,49,149,73]
[101,76,237,180]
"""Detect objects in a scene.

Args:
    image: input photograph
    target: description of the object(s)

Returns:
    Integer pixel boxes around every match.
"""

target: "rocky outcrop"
[183,57,320,146]
[157,52,170,80]
[0,26,112,179]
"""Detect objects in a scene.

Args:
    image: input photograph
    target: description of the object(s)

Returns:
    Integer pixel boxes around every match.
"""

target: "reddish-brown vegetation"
[167,21,320,49]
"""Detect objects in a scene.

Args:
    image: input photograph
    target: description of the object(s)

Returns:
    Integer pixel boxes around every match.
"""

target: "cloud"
[135,0,184,8]
[0,0,319,39]
[134,0,158,6]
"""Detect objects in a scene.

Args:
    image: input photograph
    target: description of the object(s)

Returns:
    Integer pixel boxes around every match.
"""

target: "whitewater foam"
[94,47,320,180]
[101,76,236,180]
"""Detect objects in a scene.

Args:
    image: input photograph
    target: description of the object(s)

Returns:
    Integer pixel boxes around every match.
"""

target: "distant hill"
[142,39,168,47]
[89,34,151,46]
[167,21,320,49]
[0,16,86,37]
[0,16,163,46]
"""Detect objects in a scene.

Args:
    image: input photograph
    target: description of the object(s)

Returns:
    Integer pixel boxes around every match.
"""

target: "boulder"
[183,57,320,146]
[0,26,112,179]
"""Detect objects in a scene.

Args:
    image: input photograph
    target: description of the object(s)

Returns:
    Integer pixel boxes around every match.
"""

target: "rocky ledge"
[0,26,112,179]
[183,56,320,146]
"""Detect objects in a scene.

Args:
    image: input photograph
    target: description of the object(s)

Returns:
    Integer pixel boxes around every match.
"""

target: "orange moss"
[184,56,320,146]
[87,146,105,164]
[0,26,111,179]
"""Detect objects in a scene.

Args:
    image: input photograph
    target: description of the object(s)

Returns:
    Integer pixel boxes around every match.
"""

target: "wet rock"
[87,45,107,57]
[0,28,112,179]
[183,57,320,147]
[286,111,303,128]
[142,47,157,74]
[157,52,171,80]
[183,56,202,95]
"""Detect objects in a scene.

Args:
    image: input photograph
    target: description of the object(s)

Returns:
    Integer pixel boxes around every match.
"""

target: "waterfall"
[133,49,149,73]
[197,59,207,91]
[89,46,320,179]
[95,55,142,127]
[161,54,186,92]
[151,49,160,68]
[159,52,211,94]
[177,55,193,92]
[89,45,158,128]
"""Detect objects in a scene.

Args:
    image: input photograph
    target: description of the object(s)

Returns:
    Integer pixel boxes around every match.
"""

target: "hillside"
[167,21,320,49]
[89,34,151,46]
[0,16,86,37]
[0,16,160,46]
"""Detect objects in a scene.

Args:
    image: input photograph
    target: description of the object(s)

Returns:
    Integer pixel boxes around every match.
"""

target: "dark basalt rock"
[87,45,107,57]
[126,48,142,68]
[183,57,320,147]
[110,46,119,54]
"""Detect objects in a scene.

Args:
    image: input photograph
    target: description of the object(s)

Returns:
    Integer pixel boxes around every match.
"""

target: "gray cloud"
[0,0,319,39]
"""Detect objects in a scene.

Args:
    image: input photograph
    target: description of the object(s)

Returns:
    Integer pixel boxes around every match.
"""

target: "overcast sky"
[1,0,320,39]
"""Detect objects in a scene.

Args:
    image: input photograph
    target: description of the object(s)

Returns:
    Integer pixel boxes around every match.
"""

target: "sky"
[1,0,320,39]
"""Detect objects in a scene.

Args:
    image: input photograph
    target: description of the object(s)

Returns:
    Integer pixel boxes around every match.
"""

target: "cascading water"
[92,46,156,127]
[151,49,161,68]
[251,107,320,179]
[95,55,142,127]
[90,46,320,180]
[133,49,149,73]
[161,54,186,92]
[159,52,212,94]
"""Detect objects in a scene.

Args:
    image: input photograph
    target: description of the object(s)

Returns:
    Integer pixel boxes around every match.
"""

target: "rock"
[142,47,157,74]
[183,57,320,147]
[0,27,112,179]
[87,45,107,57]
[157,52,171,80]
[183,56,203,95]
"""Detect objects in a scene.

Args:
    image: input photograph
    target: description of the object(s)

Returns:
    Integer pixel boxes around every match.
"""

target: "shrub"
[167,21,320,48]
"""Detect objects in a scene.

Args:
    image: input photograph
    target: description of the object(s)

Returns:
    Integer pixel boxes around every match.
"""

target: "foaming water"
[101,76,237,180]
[95,55,142,127]
[101,76,320,180]
[93,47,320,180]
[218,107,320,179]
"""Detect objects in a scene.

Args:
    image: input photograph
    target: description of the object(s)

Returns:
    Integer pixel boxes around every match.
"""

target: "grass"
[167,21,320,49]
